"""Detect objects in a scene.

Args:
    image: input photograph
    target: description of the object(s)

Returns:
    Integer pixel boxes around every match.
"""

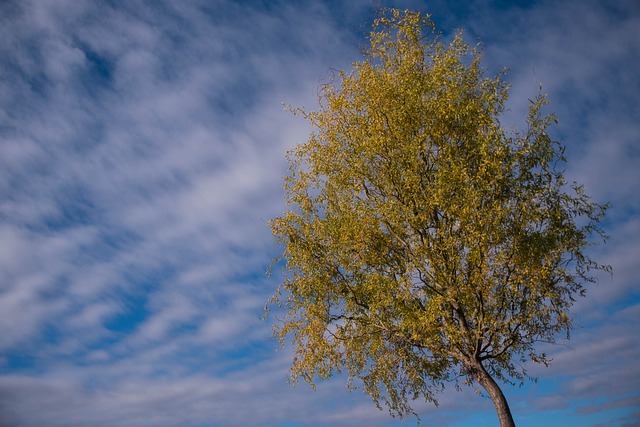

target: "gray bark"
[468,359,516,427]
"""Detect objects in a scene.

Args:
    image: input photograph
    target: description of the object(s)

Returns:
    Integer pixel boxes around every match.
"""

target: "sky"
[0,0,638,426]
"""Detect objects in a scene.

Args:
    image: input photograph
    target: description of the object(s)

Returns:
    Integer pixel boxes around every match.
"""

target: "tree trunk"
[468,359,516,427]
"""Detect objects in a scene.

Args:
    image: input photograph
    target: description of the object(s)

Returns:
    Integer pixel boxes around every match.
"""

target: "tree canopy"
[269,9,608,426]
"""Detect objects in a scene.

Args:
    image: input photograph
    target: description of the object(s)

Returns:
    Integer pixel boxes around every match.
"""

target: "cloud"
[0,1,372,426]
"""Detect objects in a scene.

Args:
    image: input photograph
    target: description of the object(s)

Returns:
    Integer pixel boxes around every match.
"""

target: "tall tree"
[270,9,608,427]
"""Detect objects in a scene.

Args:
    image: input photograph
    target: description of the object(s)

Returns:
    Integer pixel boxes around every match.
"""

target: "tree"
[269,9,608,427]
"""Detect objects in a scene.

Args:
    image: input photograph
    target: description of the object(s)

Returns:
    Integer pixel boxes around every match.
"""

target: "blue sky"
[0,0,638,426]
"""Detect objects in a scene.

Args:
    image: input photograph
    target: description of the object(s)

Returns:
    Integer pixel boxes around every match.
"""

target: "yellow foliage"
[270,8,608,420]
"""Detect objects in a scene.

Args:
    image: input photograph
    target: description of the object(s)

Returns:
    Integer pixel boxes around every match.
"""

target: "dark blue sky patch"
[99,277,167,340]
[0,323,63,374]
[103,264,178,335]
[79,46,115,90]
[0,352,37,374]
[103,292,150,334]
